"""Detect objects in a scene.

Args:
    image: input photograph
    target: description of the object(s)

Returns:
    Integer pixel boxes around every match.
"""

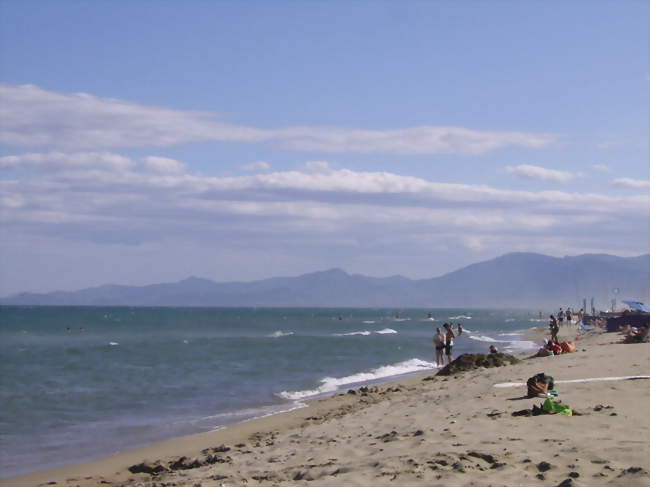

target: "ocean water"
[0,306,541,478]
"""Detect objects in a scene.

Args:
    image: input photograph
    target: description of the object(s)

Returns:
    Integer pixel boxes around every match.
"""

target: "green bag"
[542,397,572,416]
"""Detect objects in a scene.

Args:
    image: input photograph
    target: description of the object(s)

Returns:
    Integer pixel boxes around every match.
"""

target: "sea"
[0,306,544,478]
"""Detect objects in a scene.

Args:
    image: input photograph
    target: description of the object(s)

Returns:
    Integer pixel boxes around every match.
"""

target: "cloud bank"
[0,84,556,154]
[505,164,580,183]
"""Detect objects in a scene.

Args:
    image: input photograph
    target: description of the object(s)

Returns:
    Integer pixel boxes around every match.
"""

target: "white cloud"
[611,178,650,189]
[2,151,648,294]
[0,84,557,154]
[240,161,271,172]
[505,164,580,183]
[592,164,611,173]
[142,156,186,173]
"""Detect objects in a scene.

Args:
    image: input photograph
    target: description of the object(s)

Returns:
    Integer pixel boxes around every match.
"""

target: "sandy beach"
[4,325,649,487]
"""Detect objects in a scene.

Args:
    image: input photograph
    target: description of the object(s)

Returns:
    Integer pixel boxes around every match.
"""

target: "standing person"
[557,308,565,326]
[577,308,585,325]
[443,323,456,364]
[457,323,464,336]
[565,308,572,324]
[432,328,445,367]
[549,315,559,343]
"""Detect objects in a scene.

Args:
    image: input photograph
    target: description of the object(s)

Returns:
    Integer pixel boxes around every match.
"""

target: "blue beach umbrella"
[622,300,650,313]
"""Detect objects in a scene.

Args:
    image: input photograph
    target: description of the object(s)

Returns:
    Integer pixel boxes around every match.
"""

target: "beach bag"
[550,343,563,355]
[527,373,554,397]
[560,341,576,354]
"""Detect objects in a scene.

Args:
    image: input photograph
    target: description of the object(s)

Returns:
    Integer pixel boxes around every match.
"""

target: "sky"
[0,1,648,295]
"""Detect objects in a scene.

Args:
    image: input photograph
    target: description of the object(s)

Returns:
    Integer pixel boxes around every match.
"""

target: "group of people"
[431,322,463,367]
[548,307,586,343]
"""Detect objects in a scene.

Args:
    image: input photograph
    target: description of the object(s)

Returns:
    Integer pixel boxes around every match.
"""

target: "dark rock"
[512,409,532,417]
[557,479,573,487]
[468,451,496,464]
[537,461,552,472]
[413,430,424,436]
[536,473,545,480]
[347,389,356,395]
[168,456,201,470]
[437,353,521,376]
[619,466,646,476]
[568,471,580,478]
[452,461,466,472]
[128,462,168,475]
[213,444,230,452]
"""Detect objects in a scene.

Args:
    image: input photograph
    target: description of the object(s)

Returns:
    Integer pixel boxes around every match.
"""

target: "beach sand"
[4,326,649,487]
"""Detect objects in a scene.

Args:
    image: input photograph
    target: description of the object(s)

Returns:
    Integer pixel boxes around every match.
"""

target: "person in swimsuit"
[443,323,456,364]
[549,315,559,343]
[432,328,445,367]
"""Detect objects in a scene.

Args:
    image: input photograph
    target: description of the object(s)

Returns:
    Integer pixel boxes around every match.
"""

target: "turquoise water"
[0,306,541,478]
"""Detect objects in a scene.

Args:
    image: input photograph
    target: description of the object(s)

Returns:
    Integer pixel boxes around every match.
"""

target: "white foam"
[501,340,538,351]
[468,335,502,343]
[498,333,521,336]
[362,320,376,324]
[268,331,294,338]
[504,318,515,322]
[277,358,437,400]
[393,318,410,322]
[334,328,397,336]
[449,315,472,320]
[335,331,372,336]
[108,342,119,346]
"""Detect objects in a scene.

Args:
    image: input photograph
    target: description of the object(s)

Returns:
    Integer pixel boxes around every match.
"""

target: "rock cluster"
[436,353,520,376]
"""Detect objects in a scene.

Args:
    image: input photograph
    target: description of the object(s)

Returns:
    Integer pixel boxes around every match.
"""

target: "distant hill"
[2,253,648,309]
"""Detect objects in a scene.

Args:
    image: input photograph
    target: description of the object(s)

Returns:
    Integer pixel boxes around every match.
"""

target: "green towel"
[542,396,572,416]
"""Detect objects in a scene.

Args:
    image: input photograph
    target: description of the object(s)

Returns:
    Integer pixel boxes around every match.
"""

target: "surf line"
[493,376,650,388]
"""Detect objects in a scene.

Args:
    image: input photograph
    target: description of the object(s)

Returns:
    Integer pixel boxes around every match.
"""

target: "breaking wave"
[268,331,294,338]
[277,358,437,400]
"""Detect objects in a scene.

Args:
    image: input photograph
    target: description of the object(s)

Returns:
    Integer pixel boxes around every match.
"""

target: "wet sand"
[4,325,649,487]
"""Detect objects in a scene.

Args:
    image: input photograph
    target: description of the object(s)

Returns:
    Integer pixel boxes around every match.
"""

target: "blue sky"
[0,1,648,295]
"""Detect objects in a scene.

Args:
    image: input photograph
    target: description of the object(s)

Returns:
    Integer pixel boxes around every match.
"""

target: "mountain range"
[2,252,648,309]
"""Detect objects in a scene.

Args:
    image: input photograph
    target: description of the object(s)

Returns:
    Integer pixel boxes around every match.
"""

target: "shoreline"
[6,324,649,486]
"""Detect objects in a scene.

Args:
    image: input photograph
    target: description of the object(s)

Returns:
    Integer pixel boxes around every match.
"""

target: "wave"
[449,315,472,320]
[334,328,397,336]
[362,320,376,324]
[468,335,502,343]
[504,318,515,322]
[268,331,294,338]
[375,328,397,334]
[501,340,538,352]
[277,358,437,400]
[108,342,119,346]
[528,318,546,322]
[335,331,372,336]
[392,318,411,322]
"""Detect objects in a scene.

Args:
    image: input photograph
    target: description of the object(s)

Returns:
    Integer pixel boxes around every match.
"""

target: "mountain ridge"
[2,252,648,309]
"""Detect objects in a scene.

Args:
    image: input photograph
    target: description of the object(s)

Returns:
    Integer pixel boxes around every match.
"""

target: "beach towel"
[542,396,572,416]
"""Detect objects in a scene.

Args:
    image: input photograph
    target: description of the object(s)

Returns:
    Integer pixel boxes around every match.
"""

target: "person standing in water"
[432,328,445,367]
[443,323,456,364]
[457,323,464,336]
